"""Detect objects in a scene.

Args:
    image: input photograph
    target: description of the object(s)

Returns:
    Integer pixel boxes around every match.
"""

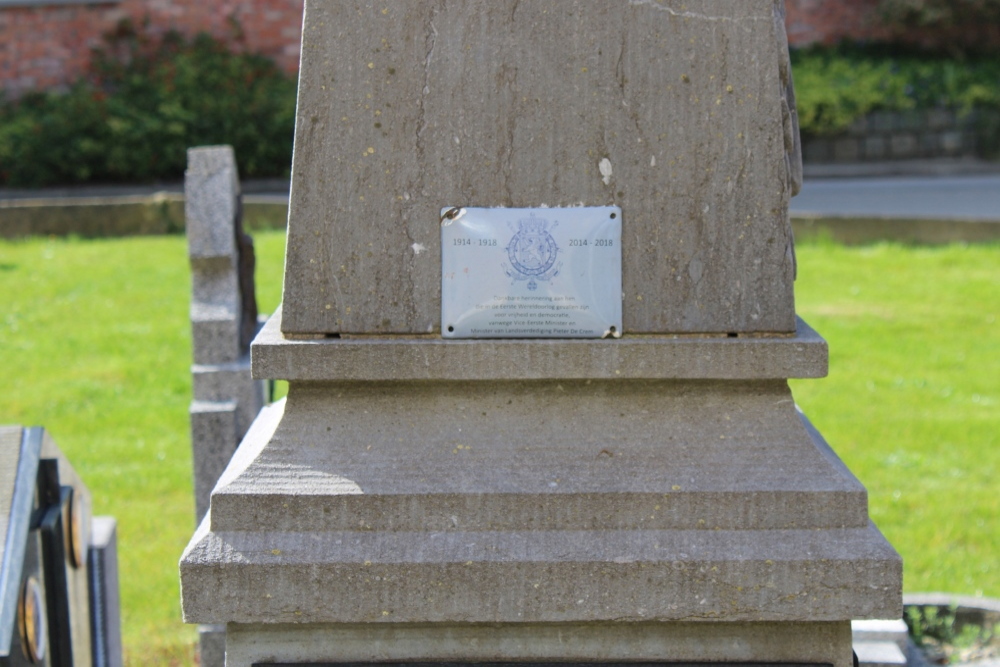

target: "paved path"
[791,175,1000,221]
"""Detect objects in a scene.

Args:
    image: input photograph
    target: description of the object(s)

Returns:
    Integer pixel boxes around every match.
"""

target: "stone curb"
[904,594,1000,611]
[3,194,1000,244]
[804,158,1000,180]
[793,214,1000,245]
[0,193,289,239]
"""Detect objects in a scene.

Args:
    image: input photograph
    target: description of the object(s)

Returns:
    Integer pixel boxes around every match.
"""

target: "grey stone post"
[181,4,901,666]
[185,146,267,667]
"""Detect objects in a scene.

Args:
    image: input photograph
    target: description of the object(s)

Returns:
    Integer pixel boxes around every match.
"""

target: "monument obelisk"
[181,3,901,665]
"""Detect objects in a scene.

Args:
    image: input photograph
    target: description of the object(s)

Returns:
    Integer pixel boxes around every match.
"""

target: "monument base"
[199,624,226,667]
[180,314,900,666]
[224,621,852,667]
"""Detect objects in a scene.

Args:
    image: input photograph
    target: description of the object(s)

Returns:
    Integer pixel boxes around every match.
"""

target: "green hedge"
[5,25,1000,187]
[792,44,1000,138]
[0,21,296,188]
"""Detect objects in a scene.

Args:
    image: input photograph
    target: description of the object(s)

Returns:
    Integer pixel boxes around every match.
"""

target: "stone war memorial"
[181,2,902,666]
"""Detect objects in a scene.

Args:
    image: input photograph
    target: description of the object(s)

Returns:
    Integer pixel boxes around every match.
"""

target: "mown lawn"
[0,232,996,664]
[790,241,999,597]
[0,231,285,665]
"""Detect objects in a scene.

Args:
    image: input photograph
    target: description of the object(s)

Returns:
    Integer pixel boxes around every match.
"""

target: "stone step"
[854,640,908,667]
[853,618,910,652]
[207,379,871,533]
[181,518,901,625]
[252,309,830,382]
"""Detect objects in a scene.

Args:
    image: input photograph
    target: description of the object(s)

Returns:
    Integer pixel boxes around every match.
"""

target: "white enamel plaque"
[441,206,622,339]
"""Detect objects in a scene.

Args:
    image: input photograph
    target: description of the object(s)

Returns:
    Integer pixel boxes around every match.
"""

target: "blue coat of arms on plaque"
[503,215,562,291]
[441,205,622,339]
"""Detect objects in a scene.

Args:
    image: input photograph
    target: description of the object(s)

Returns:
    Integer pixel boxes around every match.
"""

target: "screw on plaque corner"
[440,207,465,226]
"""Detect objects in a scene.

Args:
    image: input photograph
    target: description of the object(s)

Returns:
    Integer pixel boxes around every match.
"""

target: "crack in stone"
[409,0,445,331]
[615,21,647,151]
[415,4,442,152]
[616,27,627,96]
[500,64,519,205]
[771,1,799,280]
[626,0,770,28]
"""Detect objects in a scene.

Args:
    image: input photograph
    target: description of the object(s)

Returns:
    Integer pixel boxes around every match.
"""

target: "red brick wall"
[785,0,1000,53]
[0,0,303,99]
[1,1,981,99]
[785,0,890,47]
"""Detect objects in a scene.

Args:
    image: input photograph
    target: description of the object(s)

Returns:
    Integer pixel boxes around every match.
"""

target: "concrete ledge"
[852,619,909,652]
[4,192,999,244]
[224,621,853,667]
[251,308,829,381]
[0,193,186,238]
[802,158,1000,180]
[792,214,1000,245]
[180,519,901,625]
[208,390,870,533]
[853,640,907,667]
[198,625,225,667]
[0,193,286,239]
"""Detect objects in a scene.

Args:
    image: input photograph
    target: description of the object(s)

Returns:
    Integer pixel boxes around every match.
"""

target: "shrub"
[0,20,296,187]
[792,44,1000,137]
[879,0,1000,29]
[877,0,1000,55]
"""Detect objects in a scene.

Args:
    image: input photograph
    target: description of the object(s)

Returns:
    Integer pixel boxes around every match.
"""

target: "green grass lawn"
[0,231,284,665]
[0,232,997,664]
[789,241,999,597]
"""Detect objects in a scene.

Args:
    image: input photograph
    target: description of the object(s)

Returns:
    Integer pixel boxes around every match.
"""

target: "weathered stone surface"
[192,361,267,444]
[181,383,901,627]
[225,621,854,667]
[0,193,288,241]
[198,625,225,667]
[854,640,908,667]
[188,147,244,366]
[852,619,910,653]
[186,146,239,261]
[774,0,803,199]
[181,519,900,625]
[281,0,799,335]
[190,312,242,366]
[0,193,186,239]
[190,401,238,523]
[235,214,258,352]
[186,145,260,360]
[254,308,828,382]
[179,4,902,662]
[208,382,868,534]
[187,146,268,530]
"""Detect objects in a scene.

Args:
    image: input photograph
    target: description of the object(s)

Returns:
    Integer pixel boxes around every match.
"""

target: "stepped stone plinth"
[180,2,901,665]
